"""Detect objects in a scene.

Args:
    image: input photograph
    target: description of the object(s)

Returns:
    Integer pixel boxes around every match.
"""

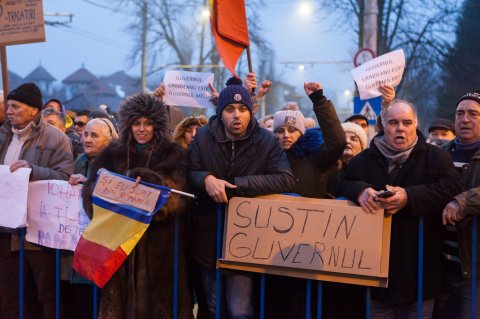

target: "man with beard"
[188,76,295,319]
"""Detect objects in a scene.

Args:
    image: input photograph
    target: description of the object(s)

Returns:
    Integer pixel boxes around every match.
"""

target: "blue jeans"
[433,279,480,319]
[370,299,435,319]
[200,266,254,319]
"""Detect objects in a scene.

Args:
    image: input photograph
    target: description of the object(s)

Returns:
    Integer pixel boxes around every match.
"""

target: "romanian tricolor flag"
[210,0,250,76]
[73,170,170,288]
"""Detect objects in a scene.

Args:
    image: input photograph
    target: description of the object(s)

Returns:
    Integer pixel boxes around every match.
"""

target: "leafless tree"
[317,0,462,124]
[110,0,274,91]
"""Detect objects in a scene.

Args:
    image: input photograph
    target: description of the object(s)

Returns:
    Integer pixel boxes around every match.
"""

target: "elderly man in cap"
[188,76,295,319]
[0,83,74,318]
[340,99,463,318]
[434,90,480,319]
[427,118,456,146]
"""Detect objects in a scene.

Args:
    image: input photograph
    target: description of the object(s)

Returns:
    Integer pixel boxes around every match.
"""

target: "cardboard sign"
[163,70,215,108]
[0,165,31,228]
[93,169,160,214]
[351,49,405,100]
[0,0,46,46]
[218,195,391,287]
[26,181,90,251]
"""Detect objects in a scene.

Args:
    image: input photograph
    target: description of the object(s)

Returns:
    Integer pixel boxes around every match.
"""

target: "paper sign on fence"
[26,180,90,251]
[0,165,31,228]
[163,70,215,108]
[351,49,406,100]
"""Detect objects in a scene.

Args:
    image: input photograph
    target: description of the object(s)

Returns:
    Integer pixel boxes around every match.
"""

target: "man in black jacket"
[188,77,295,319]
[435,90,480,319]
[340,99,463,318]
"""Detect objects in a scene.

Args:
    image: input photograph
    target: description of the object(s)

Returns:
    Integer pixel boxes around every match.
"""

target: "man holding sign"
[188,77,295,319]
[340,99,463,318]
[0,83,74,318]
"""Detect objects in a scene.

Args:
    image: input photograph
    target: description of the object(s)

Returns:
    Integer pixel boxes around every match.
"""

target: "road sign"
[354,48,376,67]
[353,96,382,124]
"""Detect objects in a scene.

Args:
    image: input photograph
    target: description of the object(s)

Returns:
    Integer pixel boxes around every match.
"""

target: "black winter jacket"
[188,115,295,268]
[443,140,480,280]
[340,133,464,304]
[287,90,345,198]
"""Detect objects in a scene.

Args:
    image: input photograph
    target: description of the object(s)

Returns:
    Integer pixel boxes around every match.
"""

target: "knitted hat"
[428,118,455,133]
[456,90,480,107]
[217,77,253,115]
[273,110,306,135]
[7,83,43,110]
[342,122,368,150]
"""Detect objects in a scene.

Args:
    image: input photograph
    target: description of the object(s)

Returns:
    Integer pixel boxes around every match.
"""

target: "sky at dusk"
[5,0,358,108]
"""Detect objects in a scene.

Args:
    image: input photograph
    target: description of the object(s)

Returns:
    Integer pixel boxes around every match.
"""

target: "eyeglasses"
[74,121,87,127]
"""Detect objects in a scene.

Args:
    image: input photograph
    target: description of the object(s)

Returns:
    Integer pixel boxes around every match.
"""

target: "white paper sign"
[0,165,31,228]
[163,70,215,108]
[351,49,406,100]
[26,181,90,251]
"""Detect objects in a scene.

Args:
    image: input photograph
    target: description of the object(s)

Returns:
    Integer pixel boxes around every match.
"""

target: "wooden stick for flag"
[246,46,255,94]
[246,46,253,73]
[1,46,9,99]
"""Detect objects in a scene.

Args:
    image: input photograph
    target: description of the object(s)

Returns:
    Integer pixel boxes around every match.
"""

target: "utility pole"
[363,0,378,54]
[140,1,148,92]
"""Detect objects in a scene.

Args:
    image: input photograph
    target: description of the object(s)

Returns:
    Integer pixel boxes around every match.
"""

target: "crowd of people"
[0,75,479,319]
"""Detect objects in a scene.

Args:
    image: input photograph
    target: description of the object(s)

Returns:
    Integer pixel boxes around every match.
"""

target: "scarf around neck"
[374,135,418,170]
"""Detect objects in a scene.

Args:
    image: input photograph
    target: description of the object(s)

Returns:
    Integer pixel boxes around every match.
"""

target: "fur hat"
[273,110,306,135]
[7,83,43,110]
[118,93,169,147]
[456,90,480,107]
[173,115,208,148]
[217,77,253,115]
[342,122,368,150]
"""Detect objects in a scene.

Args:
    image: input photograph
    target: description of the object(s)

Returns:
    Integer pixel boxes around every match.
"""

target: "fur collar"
[289,128,324,159]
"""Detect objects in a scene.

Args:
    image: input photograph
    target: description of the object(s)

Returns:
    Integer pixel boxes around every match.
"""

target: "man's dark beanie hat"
[216,77,253,115]
[7,82,43,110]
[456,90,480,108]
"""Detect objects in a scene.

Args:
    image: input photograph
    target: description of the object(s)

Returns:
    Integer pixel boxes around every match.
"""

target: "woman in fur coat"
[82,93,193,319]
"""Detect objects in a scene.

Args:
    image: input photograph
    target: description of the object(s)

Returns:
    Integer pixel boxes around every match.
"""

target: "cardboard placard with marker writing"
[218,195,391,287]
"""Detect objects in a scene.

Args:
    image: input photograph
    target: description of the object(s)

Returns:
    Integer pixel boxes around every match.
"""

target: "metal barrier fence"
[13,212,478,319]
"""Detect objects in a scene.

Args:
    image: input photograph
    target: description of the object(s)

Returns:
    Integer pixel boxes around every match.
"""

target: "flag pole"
[246,46,255,94]
[1,46,9,98]
[246,46,253,73]
[170,188,196,198]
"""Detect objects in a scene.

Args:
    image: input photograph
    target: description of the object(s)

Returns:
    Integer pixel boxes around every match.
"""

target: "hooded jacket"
[188,112,295,268]
[174,115,208,149]
[82,93,193,319]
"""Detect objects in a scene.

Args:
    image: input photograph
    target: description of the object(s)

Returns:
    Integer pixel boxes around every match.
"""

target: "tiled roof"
[24,65,56,82]
[63,67,98,83]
